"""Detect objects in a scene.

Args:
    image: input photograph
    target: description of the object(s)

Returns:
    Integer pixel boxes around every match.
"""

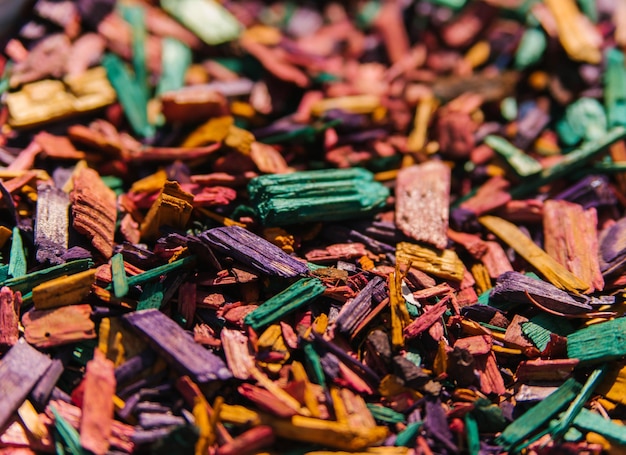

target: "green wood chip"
[567,318,626,364]
[496,377,581,450]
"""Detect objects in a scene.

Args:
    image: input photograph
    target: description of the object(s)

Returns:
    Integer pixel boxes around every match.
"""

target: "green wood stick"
[8,227,26,279]
[484,135,542,177]
[111,253,129,299]
[496,377,581,449]
[125,255,196,288]
[244,278,326,330]
[509,126,626,198]
[1,258,93,294]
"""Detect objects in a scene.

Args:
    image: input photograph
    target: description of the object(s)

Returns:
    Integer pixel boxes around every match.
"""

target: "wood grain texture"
[0,339,52,430]
[123,309,232,383]
[395,161,451,249]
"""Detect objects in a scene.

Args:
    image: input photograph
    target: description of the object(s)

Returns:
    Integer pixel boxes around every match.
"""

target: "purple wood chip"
[0,339,53,429]
[201,226,309,278]
[123,309,232,383]
[335,276,386,334]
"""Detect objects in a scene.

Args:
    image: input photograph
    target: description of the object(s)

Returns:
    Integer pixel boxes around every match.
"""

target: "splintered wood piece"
[396,242,465,282]
[80,350,115,455]
[515,359,579,383]
[0,339,53,430]
[34,131,86,160]
[481,241,513,279]
[110,253,129,298]
[71,167,117,259]
[503,314,533,349]
[140,181,194,241]
[543,200,604,292]
[567,318,626,364]
[249,141,290,174]
[453,335,492,355]
[23,304,96,348]
[404,297,450,339]
[478,215,588,291]
[490,271,593,315]
[123,309,232,382]
[0,286,20,349]
[35,183,70,264]
[335,276,386,335]
[597,364,626,406]
[221,328,254,380]
[244,278,326,330]
[460,176,511,215]
[476,352,506,396]
[215,425,275,455]
[390,268,411,348]
[496,378,581,450]
[31,268,96,310]
[202,226,310,278]
[395,161,450,249]
[447,229,488,259]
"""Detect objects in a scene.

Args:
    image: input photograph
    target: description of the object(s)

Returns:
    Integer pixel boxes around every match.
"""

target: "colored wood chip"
[0,286,19,349]
[34,183,70,265]
[31,268,96,310]
[543,200,604,292]
[395,161,450,249]
[23,304,96,348]
[80,350,116,455]
[479,215,588,291]
[140,181,194,241]
[396,242,465,282]
[71,167,117,259]
[567,318,626,364]
[244,278,326,330]
[0,339,53,430]
[202,226,310,278]
[123,309,232,383]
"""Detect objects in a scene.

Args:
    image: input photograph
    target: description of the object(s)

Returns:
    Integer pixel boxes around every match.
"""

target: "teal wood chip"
[137,280,165,311]
[8,227,26,279]
[111,253,129,299]
[496,377,581,450]
[244,278,325,330]
[567,317,626,364]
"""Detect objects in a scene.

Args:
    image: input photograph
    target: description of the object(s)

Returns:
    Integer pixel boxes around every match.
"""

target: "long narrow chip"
[35,183,69,264]
[123,309,232,383]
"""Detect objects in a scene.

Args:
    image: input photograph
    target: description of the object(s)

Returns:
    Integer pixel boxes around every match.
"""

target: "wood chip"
[80,350,115,455]
[395,161,450,249]
[71,167,117,259]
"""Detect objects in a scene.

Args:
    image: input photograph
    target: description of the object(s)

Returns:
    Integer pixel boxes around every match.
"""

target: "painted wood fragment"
[140,181,194,241]
[479,215,588,291]
[31,268,96,310]
[567,318,626,364]
[80,350,116,455]
[396,242,465,282]
[0,286,19,349]
[0,339,53,430]
[202,226,309,277]
[244,278,326,330]
[23,304,96,348]
[34,183,69,264]
[248,168,390,226]
[123,309,232,382]
[71,167,117,259]
[395,161,450,249]
[543,200,603,292]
